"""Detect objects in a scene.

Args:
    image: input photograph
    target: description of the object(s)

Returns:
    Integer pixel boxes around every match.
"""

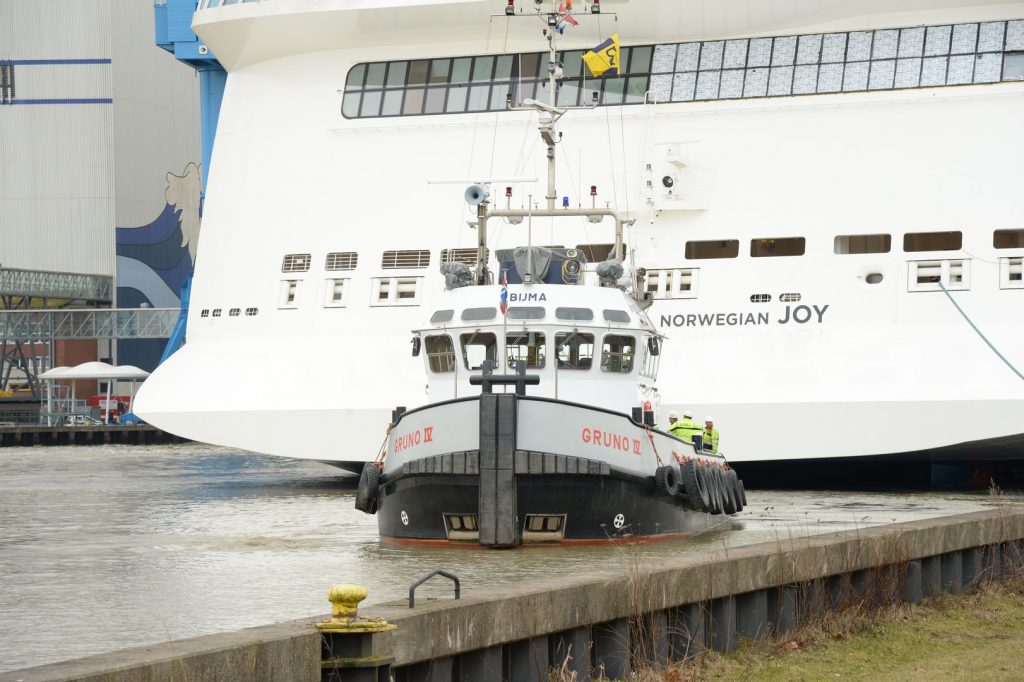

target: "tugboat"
[354,8,745,547]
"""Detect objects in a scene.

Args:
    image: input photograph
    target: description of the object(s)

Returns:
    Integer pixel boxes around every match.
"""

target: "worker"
[703,416,720,453]
[668,410,701,443]
[666,411,684,437]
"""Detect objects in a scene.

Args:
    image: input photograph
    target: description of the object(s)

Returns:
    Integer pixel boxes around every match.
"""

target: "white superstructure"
[134,0,1024,471]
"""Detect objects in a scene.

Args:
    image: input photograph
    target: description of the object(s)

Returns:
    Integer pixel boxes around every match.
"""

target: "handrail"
[408,569,460,609]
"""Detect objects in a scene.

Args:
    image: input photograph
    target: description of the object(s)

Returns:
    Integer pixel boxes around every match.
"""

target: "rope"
[644,426,664,467]
[939,280,1024,382]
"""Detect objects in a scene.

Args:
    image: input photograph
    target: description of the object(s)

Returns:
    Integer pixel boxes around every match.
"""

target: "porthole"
[865,273,883,284]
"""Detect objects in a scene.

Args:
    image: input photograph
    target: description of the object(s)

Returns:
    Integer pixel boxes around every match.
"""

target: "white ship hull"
[135,0,1024,473]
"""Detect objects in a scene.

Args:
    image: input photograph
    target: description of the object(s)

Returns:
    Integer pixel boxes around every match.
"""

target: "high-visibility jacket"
[703,425,720,453]
[670,418,701,443]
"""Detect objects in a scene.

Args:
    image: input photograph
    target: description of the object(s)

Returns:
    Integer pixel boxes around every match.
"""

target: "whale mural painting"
[116,162,201,370]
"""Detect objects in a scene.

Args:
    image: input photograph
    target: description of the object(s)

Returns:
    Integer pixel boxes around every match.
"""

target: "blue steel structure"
[152,1,223,360]
[153,0,224,198]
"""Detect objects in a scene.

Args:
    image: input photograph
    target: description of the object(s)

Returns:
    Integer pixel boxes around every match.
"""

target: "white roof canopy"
[39,362,150,381]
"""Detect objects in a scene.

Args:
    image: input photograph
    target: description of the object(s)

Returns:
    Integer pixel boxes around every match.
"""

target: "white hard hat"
[668,411,679,419]
[705,415,714,422]
[683,410,693,418]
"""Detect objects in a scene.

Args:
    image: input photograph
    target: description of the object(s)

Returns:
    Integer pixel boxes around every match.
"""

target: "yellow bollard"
[317,584,395,633]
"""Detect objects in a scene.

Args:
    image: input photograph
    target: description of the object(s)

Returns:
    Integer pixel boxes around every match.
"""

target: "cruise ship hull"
[134,0,1024,479]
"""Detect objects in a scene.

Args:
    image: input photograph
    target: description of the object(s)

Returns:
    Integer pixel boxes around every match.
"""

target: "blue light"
[562,196,569,208]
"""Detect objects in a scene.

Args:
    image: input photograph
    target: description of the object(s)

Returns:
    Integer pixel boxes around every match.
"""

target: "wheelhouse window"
[555,332,594,370]
[834,234,891,254]
[994,229,1024,249]
[507,306,545,320]
[601,335,636,373]
[506,331,546,369]
[460,332,497,370]
[430,309,454,324]
[685,240,739,259]
[555,307,594,321]
[425,335,456,373]
[751,237,805,257]
[903,231,962,252]
[461,307,497,321]
[603,310,630,323]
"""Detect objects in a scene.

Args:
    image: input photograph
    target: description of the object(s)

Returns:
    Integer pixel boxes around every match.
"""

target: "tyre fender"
[654,465,680,497]
[355,462,381,515]
[680,459,712,512]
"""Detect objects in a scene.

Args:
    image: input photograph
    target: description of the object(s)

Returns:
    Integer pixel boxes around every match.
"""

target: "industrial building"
[0,0,200,422]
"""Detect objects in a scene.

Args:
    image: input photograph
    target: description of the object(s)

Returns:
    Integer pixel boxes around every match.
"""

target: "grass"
[648,575,1024,682]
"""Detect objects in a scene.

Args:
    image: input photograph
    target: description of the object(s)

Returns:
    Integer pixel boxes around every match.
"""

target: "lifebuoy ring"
[655,465,680,497]
[355,462,381,515]
[680,460,712,512]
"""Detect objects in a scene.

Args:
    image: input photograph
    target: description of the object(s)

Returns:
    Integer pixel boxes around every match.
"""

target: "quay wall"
[0,425,187,447]
[4,508,1023,682]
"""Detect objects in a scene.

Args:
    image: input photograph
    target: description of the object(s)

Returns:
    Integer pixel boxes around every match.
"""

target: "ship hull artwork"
[359,393,744,547]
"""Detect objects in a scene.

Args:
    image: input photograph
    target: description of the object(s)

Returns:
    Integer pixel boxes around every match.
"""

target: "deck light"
[590,185,597,196]
[591,0,600,13]
[506,0,514,16]
[506,186,513,197]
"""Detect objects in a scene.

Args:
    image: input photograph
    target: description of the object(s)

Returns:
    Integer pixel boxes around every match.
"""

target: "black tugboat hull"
[376,471,728,546]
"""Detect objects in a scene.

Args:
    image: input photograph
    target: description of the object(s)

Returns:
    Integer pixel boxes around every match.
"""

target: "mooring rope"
[939,280,1024,383]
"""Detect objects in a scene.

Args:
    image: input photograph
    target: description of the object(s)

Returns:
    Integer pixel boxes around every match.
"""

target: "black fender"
[355,462,381,515]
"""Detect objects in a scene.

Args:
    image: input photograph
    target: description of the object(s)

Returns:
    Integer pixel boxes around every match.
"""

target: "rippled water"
[0,444,1003,673]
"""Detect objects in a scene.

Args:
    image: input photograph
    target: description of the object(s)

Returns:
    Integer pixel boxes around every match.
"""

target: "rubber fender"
[728,470,744,512]
[738,478,747,507]
[655,465,680,497]
[721,469,738,515]
[680,459,712,512]
[704,466,724,515]
[355,462,381,514]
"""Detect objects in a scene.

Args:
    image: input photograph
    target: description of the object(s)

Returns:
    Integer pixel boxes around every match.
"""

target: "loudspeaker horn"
[464,184,488,205]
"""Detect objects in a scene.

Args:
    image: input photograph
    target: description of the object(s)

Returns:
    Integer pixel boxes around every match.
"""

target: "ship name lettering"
[509,292,547,302]
[581,427,635,454]
[777,304,829,325]
[394,427,433,454]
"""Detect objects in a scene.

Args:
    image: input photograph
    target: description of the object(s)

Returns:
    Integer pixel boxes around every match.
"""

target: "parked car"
[66,415,104,426]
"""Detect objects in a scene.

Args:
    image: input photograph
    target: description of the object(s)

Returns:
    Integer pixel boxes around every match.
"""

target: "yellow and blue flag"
[582,34,620,77]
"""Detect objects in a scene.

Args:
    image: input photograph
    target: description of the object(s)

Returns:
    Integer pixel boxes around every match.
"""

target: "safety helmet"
[668,411,679,419]
[705,415,714,423]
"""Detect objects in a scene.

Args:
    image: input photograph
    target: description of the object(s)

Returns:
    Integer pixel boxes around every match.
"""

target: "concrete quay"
[3,507,1022,682]
[0,425,186,447]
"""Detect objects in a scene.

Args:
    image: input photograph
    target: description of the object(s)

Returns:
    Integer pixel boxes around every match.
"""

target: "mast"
[474,5,635,286]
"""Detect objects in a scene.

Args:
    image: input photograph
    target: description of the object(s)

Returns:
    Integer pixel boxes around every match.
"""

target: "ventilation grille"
[382,250,431,269]
[281,253,311,272]
[441,248,487,266]
[325,251,358,271]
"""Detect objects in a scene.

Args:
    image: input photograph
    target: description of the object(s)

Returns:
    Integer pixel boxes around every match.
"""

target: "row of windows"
[199,307,259,318]
[686,230,1024,260]
[280,248,486,273]
[428,306,631,324]
[342,20,1024,118]
[0,63,14,104]
[280,231,1024,274]
[424,332,639,375]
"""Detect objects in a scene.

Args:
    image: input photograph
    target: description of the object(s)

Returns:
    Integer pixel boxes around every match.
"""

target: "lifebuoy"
[355,462,381,514]
[655,465,680,497]
[680,460,712,512]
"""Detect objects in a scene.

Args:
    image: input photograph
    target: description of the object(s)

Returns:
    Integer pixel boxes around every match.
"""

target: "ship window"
[212,308,222,317]
[342,21,1022,120]
[228,308,240,317]
[685,240,739,260]
[430,309,454,323]
[751,237,805,257]
[907,259,971,292]
[644,268,699,299]
[904,231,962,252]
[279,280,299,308]
[1005,52,1024,80]
[460,332,497,370]
[281,253,311,272]
[325,251,358,270]
[555,332,595,370]
[575,243,616,262]
[425,335,456,373]
[441,248,487,266]
[461,307,497,321]
[524,514,564,533]
[324,278,348,307]
[603,310,630,323]
[994,229,1024,249]
[382,250,431,268]
[834,234,892,254]
[506,331,546,369]
[200,309,210,318]
[779,293,802,302]
[1000,257,1023,289]
[750,294,771,303]
[601,335,636,373]
[555,307,594,321]
[507,307,545,320]
[370,277,422,306]
[245,307,259,316]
